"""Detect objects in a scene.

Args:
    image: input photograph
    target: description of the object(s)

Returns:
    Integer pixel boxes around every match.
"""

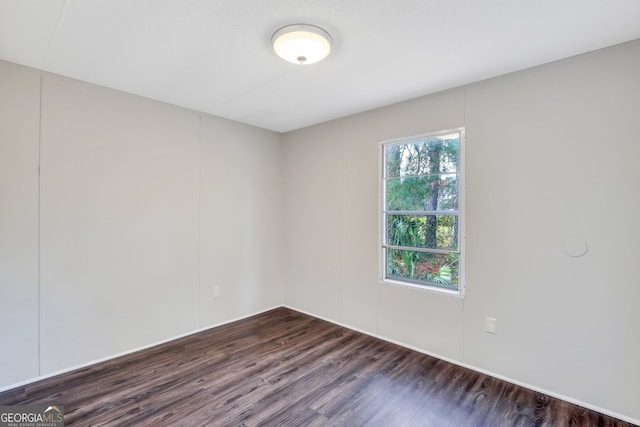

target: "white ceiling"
[1,1,639,133]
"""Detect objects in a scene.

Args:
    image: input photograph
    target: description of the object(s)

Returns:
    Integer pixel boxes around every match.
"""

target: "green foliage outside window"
[383,134,461,290]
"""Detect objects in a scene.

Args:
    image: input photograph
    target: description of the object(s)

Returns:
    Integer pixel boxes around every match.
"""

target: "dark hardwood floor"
[0,308,635,426]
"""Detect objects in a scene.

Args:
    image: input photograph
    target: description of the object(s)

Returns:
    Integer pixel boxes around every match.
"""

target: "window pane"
[385,137,459,178]
[382,129,463,294]
[385,174,458,211]
[387,214,458,251]
[386,249,459,290]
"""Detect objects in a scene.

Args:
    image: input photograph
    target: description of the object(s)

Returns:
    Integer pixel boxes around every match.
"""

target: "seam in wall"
[197,114,203,326]
[37,74,43,376]
[461,88,466,364]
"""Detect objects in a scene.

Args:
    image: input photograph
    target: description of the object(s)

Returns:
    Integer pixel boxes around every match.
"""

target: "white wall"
[282,40,640,422]
[1,39,639,423]
[199,115,284,325]
[463,41,640,421]
[0,61,40,385]
[40,75,202,372]
[282,90,467,360]
[0,63,283,381]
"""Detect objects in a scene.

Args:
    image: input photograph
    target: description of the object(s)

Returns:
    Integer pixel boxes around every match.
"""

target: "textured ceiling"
[1,0,639,132]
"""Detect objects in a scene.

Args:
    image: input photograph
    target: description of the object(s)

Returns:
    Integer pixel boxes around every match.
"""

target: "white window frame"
[379,128,465,297]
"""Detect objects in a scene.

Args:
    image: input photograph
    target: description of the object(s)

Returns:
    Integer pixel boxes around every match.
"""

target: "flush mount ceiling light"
[272,24,333,65]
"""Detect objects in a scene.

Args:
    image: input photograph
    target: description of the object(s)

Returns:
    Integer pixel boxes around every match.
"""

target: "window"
[381,129,464,294]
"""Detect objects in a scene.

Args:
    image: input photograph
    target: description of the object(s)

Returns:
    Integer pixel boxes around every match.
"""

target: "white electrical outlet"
[485,317,497,334]
[213,286,220,298]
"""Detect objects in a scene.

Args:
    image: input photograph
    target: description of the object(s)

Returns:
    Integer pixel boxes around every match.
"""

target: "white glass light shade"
[272,24,332,65]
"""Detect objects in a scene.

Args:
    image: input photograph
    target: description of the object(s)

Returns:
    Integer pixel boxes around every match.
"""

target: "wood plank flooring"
[0,308,635,426]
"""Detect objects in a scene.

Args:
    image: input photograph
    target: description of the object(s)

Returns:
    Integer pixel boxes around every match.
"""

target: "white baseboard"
[282,305,640,426]
[3,304,637,426]
[0,305,282,394]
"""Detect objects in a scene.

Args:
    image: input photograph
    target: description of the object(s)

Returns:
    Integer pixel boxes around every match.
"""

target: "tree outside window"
[382,129,463,293]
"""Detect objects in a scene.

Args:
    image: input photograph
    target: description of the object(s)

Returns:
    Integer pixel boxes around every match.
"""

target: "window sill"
[380,277,465,298]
